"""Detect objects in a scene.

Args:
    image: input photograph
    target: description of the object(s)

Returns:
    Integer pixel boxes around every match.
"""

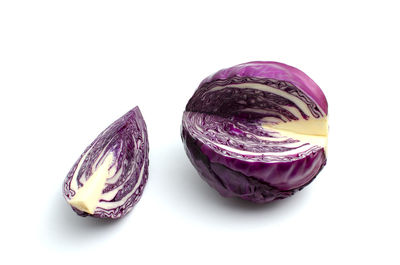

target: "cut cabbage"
[182,61,328,203]
[63,107,149,219]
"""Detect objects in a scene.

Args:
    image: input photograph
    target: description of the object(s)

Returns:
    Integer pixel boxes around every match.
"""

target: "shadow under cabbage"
[41,191,126,250]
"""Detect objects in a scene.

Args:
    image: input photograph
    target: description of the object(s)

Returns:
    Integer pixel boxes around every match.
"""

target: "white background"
[0,0,399,264]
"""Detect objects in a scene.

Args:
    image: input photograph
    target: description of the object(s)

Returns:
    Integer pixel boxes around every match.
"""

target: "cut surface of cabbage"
[183,111,327,163]
[63,107,149,219]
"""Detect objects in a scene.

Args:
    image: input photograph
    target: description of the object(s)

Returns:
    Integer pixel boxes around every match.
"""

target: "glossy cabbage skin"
[182,61,328,203]
[63,106,149,219]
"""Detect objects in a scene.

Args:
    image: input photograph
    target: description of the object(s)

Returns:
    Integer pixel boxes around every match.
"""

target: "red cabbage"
[63,106,149,219]
[182,61,328,203]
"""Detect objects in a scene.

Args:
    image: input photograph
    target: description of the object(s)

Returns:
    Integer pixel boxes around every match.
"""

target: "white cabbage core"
[262,116,328,151]
[68,153,115,214]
